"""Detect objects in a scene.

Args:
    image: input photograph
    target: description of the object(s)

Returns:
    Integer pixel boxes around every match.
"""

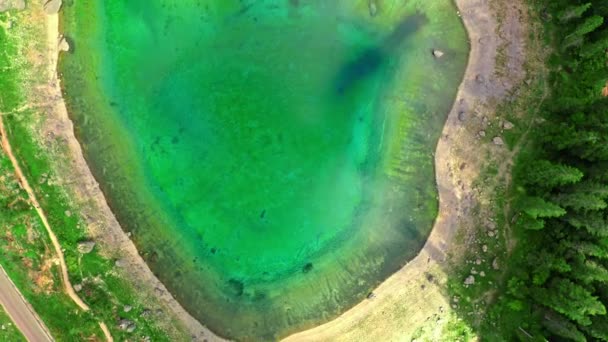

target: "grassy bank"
[0,5,189,342]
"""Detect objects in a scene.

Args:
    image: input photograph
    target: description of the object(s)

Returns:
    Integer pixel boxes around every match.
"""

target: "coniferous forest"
[489,1,608,340]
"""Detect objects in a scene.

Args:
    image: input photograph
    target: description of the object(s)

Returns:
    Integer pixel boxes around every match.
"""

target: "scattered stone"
[77,241,95,254]
[464,275,475,285]
[0,0,25,12]
[58,36,70,52]
[493,137,504,146]
[123,305,133,313]
[73,283,82,292]
[140,309,153,318]
[367,292,376,300]
[480,271,486,277]
[154,287,164,296]
[482,245,488,253]
[478,130,486,137]
[457,111,467,121]
[476,74,485,84]
[64,210,72,217]
[502,121,514,130]
[475,259,482,265]
[492,258,500,270]
[488,231,496,237]
[486,221,496,230]
[432,49,445,58]
[43,0,62,14]
[117,319,136,332]
[368,0,377,17]
[453,296,459,303]
[115,259,127,268]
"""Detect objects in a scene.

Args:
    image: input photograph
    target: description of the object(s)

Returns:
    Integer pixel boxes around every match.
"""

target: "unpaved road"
[0,265,53,342]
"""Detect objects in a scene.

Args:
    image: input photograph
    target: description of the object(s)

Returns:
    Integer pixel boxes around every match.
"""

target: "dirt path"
[0,265,54,342]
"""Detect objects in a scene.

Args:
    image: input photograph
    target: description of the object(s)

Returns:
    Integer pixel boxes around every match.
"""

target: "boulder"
[43,0,62,14]
[77,241,95,254]
[432,49,445,58]
[502,121,514,130]
[493,137,504,146]
[117,319,136,333]
[58,36,70,52]
[464,275,475,285]
[73,283,82,292]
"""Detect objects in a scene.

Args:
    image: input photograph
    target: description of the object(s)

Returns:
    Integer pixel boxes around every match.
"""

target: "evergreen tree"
[558,3,593,22]
[533,278,606,326]
[522,160,583,189]
[543,310,587,342]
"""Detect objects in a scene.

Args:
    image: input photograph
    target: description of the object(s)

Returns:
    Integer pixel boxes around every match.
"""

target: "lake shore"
[42,9,226,342]
[36,0,528,340]
[283,0,528,340]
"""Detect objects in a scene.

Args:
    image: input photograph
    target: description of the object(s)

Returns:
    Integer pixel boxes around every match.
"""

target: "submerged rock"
[0,0,25,12]
[77,240,96,254]
[43,0,62,14]
[368,0,377,17]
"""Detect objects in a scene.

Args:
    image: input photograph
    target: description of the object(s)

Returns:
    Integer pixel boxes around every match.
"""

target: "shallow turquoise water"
[60,1,468,340]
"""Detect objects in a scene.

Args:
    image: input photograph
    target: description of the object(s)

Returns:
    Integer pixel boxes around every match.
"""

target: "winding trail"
[0,109,113,340]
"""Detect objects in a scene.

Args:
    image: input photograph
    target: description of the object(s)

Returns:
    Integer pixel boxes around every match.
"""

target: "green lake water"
[59,0,468,340]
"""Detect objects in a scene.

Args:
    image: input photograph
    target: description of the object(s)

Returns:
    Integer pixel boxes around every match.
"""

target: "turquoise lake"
[59,0,468,340]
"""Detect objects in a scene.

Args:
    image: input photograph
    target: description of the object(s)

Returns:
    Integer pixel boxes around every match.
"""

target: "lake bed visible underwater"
[60,0,468,340]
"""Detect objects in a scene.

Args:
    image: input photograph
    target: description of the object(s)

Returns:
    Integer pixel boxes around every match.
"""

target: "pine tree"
[567,15,605,39]
[558,3,593,22]
[565,211,608,237]
[533,278,606,326]
[580,32,608,58]
[522,160,583,189]
[582,314,608,341]
[521,196,567,219]
[542,310,587,342]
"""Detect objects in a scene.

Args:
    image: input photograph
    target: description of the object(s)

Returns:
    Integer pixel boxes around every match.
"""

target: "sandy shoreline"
[35,0,527,340]
[42,8,226,342]
[283,0,528,339]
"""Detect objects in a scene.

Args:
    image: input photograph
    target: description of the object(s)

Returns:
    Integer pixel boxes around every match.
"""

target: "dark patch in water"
[332,14,428,95]
[302,262,314,273]
[227,279,245,297]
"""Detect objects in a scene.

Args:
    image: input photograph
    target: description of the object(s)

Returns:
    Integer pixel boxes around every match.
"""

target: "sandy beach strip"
[282,0,528,340]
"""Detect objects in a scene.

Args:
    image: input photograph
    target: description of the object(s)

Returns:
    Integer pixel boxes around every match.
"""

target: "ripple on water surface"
[60,0,468,340]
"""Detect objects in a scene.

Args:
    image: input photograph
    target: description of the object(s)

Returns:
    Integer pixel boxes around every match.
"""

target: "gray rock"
[433,49,445,58]
[502,121,514,130]
[58,36,70,52]
[77,241,95,254]
[43,0,62,14]
[123,305,133,313]
[458,111,467,121]
[482,245,488,253]
[117,319,136,332]
[493,137,504,146]
[464,275,475,285]
[492,258,500,270]
[73,283,82,292]
[115,259,127,268]
[478,130,486,137]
